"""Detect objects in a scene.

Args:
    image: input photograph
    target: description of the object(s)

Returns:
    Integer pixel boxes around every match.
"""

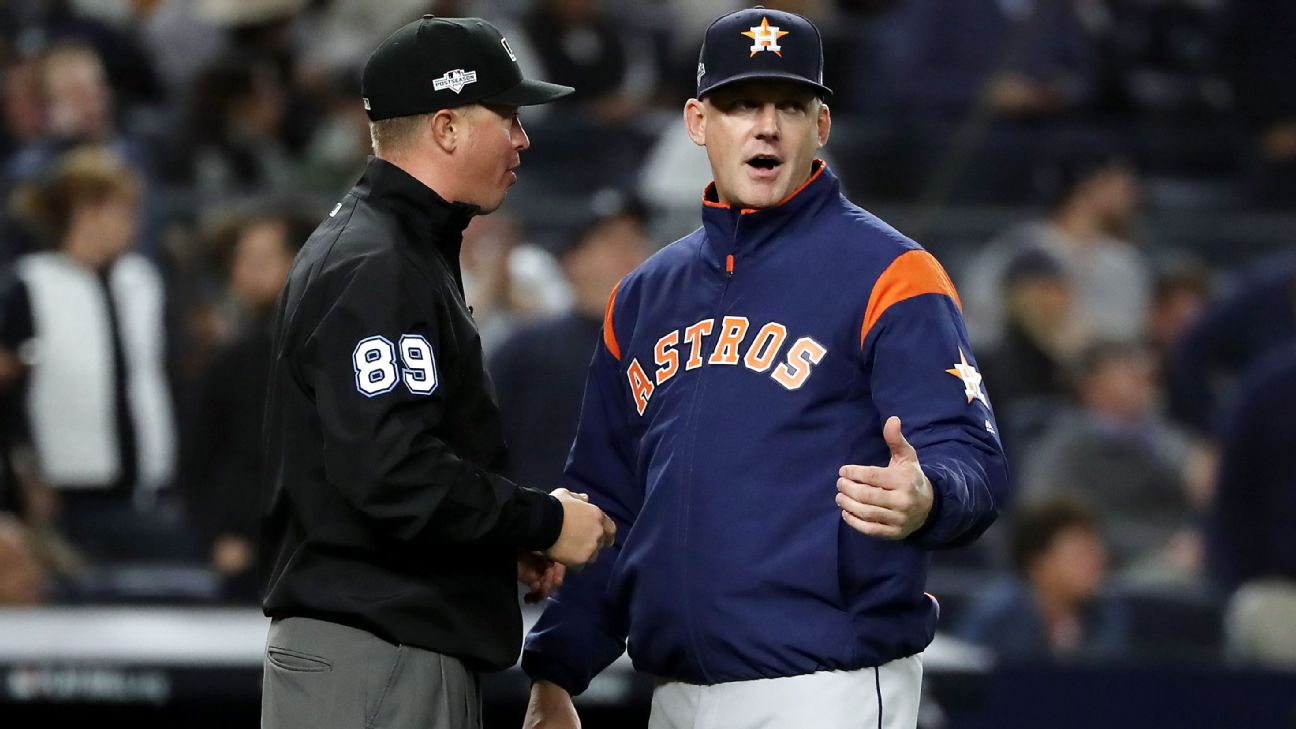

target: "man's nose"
[753,104,779,140]
[513,117,531,151]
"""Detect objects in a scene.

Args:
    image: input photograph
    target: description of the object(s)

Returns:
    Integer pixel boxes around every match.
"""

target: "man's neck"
[381,153,462,204]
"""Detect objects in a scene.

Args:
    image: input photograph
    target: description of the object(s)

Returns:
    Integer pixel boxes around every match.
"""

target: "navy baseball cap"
[362,16,574,121]
[695,7,832,100]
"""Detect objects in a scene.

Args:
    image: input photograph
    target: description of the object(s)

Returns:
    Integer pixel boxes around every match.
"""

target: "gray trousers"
[262,617,481,729]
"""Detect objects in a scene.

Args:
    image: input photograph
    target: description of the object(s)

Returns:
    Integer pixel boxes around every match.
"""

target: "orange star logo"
[946,348,988,407]
[741,17,789,57]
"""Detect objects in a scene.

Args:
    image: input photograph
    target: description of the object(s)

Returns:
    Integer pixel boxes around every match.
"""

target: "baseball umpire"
[521,7,1011,729]
[259,16,615,729]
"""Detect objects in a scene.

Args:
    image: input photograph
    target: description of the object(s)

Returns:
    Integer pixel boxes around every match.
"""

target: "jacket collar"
[699,160,837,268]
[355,156,480,260]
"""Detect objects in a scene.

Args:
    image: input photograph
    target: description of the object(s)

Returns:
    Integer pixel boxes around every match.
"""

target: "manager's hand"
[544,488,616,570]
[836,416,933,539]
[517,551,565,604]
[524,680,580,729]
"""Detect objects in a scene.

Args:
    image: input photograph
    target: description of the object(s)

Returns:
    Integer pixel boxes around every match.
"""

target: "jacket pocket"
[267,646,333,672]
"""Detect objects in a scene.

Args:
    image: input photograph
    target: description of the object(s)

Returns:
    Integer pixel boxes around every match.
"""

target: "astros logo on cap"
[741,17,789,57]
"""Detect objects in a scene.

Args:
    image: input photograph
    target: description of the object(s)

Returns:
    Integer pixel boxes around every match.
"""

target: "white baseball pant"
[648,653,923,729]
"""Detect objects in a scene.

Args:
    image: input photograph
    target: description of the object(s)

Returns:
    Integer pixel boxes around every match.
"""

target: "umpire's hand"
[544,488,616,570]
[836,416,934,539]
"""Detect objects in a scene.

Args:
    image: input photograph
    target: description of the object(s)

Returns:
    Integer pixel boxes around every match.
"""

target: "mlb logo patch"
[433,69,479,94]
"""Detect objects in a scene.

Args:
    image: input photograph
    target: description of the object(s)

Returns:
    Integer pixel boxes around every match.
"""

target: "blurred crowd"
[0,0,1293,673]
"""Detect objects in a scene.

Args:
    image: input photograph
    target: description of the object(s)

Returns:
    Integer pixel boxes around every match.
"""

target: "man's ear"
[430,108,460,153]
[816,101,831,149]
[684,98,706,147]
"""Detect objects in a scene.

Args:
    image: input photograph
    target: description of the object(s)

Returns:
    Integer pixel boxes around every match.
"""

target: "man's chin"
[733,177,797,210]
[733,190,781,211]
[473,193,508,215]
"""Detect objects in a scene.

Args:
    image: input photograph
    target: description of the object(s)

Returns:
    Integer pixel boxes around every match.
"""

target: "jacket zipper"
[680,218,741,683]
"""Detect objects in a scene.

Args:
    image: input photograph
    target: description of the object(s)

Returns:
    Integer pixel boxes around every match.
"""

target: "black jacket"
[260,157,563,670]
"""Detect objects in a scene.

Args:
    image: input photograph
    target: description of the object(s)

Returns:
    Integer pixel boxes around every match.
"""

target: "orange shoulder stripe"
[603,280,623,360]
[860,250,962,346]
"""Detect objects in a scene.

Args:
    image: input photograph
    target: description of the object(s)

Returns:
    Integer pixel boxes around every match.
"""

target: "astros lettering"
[626,315,826,415]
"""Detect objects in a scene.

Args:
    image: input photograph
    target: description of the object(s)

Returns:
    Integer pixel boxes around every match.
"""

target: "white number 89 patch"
[353,334,438,397]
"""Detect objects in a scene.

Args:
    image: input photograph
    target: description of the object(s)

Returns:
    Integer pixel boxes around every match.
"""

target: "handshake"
[518,488,616,606]
[543,487,617,570]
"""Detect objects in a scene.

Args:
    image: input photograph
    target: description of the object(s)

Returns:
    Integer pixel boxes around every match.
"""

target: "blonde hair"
[368,112,433,158]
[9,146,141,245]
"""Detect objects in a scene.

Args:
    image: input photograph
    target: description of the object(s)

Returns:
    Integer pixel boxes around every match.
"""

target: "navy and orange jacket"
[522,162,1010,691]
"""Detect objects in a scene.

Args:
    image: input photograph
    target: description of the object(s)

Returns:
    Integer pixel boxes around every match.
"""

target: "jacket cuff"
[521,649,587,696]
[906,463,949,548]
[512,485,565,551]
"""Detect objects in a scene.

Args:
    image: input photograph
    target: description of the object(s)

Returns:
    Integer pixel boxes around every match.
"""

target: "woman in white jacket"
[3,146,181,565]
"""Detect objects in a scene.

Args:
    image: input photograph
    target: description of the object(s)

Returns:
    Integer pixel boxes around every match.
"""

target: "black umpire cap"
[362,15,574,121]
[696,6,832,101]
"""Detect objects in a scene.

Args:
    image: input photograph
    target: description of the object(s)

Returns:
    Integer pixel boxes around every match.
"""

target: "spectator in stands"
[180,207,313,602]
[5,41,149,186]
[1224,0,1296,209]
[963,154,1150,348]
[0,337,27,517]
[956,495,1129,661]
[976,248,1080,465]
[1,146,187,565]
[4,41,159,262]
[1020,341,1208,583]
[0,324,86,592]
[490,190,649,489]
[295,75,375,196]
[0,0,164,116]
[0,55,46,175]
[1166,255,1296,436]
[0,514,44,605]
[881,0,1097,120]
[1088,0,1228,120]
[1146,253,1212,377]
[168,53,294,205]
[297,0,434,81]
[509,0,656,127]
[460,211,572,354]
[497,0,660,197]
